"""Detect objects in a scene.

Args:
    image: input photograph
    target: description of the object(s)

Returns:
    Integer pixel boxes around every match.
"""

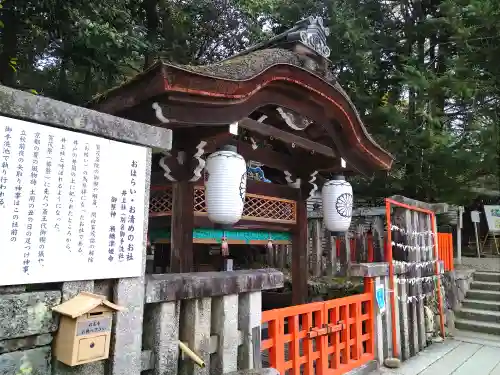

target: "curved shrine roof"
[90,48,394,174]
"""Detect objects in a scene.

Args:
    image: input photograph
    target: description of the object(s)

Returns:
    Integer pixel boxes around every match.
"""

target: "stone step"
[455,318,500,336]
[453,329,500,347]
[470,281,500,292]
[462,299,500,312]
[456,308,500,323]
[474,271,500,283]
[466,289,500,302]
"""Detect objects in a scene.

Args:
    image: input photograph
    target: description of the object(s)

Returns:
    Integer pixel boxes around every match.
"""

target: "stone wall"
[0,271,284,375]
[0,286,59,375]
[141,270,284,375]
[0,279,139,375]
[441,269,474,313]
[438,268,474,334]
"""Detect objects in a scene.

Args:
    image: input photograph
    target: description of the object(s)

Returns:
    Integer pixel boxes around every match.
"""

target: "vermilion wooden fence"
[261,280,375,374]
[437,233,454,271]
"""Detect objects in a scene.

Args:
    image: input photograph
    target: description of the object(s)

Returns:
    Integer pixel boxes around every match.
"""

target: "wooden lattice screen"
[149,186,297,224]
[149,186,173,217]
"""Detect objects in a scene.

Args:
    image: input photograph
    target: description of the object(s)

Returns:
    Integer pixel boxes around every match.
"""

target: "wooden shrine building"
[90,17,394,304]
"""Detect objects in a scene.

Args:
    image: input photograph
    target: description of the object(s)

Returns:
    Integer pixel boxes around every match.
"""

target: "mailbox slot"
[77,336,108,362]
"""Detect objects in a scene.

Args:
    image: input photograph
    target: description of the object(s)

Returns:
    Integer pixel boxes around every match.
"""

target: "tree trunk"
[0,0,19,87]
[143,0,159,70]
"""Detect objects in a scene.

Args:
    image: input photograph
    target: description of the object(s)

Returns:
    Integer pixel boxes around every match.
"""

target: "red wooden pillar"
[367,230,374,263]
[292,198,308,305]
[170,180,194,272]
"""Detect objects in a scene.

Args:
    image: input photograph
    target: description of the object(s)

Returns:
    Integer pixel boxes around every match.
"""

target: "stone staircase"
[455,271,500,335]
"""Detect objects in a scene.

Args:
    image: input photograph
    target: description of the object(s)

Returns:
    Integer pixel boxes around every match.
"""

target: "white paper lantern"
[322,175,353,232]
[204,145,247,225]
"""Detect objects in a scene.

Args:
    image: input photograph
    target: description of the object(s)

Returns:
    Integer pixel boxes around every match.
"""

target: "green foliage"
[16,354,32,375]
[0,0,497,204]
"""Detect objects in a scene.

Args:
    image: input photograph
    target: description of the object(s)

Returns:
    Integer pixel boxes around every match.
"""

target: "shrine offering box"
[52,292,125,366]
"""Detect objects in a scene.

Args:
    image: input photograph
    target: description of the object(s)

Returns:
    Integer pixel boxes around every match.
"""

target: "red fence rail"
[261,282,375,374]
[438,233,454,271]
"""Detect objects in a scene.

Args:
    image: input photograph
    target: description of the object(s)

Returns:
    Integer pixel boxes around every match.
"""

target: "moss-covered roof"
[90,48,310,105]
[168,48,308,81]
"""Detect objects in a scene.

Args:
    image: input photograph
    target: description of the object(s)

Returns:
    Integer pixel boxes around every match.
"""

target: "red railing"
[261,282,375,374]
[438,233,454,271]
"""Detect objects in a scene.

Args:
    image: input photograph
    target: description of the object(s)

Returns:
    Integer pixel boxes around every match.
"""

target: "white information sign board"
[470,210,481,224]
[0,116,147,286]
[484,205,500,234]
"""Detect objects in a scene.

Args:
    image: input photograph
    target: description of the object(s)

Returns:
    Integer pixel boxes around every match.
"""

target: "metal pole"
[431,214,446,340]
[474,222,481,258]
[385,199,398,359]
[456,206,463,265]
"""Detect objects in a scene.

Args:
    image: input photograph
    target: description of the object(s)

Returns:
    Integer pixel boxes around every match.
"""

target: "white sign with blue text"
[375,285,386,314]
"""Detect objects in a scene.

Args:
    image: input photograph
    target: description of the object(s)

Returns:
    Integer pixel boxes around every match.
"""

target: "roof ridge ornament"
[289,16,331,59]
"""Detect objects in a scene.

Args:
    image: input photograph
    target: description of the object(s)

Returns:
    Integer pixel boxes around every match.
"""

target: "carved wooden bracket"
[276,107,313,131]
[189,141,207,182]
[152,102,170,123]
[159,142,208,183]
[308,171,319,200]
[284,171,301,188]
[159,152,180,182]
[152,102,173,150]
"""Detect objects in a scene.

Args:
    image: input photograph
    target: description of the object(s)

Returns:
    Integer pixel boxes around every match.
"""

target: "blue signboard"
[376,285,386,313]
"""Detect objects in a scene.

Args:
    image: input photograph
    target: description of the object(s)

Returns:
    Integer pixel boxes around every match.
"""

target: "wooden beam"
[175,128,233,150]
[150,175,301,202]
[170,181,194,272]
[238,118,336,158]
[292,196,308,305]
[172,126,342,175]
[236,141,296,171]
[245,180,300,201]
[194,216,293,232]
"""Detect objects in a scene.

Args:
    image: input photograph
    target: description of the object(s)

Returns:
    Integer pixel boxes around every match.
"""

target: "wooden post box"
[52,292,125,366]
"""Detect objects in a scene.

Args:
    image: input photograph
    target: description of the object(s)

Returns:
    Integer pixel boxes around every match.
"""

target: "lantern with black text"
[204,145,247,225]
[322,175,353,233]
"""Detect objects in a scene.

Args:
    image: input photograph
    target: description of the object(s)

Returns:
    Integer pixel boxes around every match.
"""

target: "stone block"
[441,271,459,311]
[140,350,153,372]
[0,85,172,150]
[145,269,284,304]
[389,195,450,214]
[0,334,52,354]
[0,291,61,340]
[455,269,474,304]
[238,292,261,369]
[350,263,388,277]
[179,298,211,375]
[0,286,26,295]
[211,295,239,374]
[0,347,51,375]
[143,301,180,375]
